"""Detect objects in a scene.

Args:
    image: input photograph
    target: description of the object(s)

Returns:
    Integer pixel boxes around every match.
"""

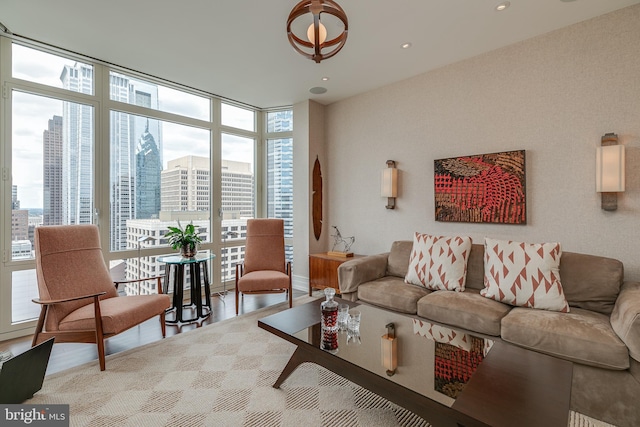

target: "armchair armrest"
[338,252,389,295]
[611,281,640,362]
[113,276,165,294]
[32,291,107,306]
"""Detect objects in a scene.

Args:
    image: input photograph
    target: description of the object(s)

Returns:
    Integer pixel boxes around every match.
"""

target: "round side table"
[158,253,215,324]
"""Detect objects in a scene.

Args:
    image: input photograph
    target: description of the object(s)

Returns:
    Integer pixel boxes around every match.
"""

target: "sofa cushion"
[405,233,472,291]
[387,240,413,278]
[560,251,623,315]
[357,276,430,314]
[465,244,485,291]
[416,288,512,336]
[481,238,569,313]
[501,307,629,370]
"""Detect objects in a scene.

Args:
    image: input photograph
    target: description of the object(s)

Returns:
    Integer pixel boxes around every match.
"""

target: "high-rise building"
[11,185,19,209]
[136,120,162,219]
[109,74,162,251]
[266,110,293,235]
[221,160,254,219]
[161,155,211,213]
[11,209,28,241]
[43,115,64,225]
[60,63,94,225]
[11,186,30,259]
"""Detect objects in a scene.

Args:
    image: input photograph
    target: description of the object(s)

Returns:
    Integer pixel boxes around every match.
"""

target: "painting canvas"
[434,150,526,224]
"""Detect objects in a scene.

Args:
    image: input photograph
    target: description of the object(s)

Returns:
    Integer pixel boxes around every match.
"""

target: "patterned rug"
[27,297,614,427]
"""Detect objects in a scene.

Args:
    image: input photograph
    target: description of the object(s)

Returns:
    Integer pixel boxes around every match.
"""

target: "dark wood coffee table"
[258,298,572,427]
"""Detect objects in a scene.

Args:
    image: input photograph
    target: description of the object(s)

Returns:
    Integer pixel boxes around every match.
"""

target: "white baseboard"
[292,274,309,293]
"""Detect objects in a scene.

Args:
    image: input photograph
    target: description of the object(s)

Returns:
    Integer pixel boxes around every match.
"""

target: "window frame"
[0,35,292,340]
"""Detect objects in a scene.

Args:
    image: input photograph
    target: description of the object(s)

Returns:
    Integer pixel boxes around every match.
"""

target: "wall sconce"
[596,133,625,211]
[381,323,397,376]
[381,160,398,209]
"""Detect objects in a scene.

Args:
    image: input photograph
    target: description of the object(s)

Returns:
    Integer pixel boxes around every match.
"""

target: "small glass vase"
[320,288,339,354]
[180,244,197,258]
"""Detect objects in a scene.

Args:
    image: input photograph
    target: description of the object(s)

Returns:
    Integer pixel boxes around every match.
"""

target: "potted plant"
[165,221,202,257]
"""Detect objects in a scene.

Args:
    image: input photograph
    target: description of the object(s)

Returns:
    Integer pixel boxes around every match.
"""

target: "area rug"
[27,297,614,427]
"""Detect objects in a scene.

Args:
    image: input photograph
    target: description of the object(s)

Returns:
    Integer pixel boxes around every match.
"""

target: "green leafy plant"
[165,221,202,254]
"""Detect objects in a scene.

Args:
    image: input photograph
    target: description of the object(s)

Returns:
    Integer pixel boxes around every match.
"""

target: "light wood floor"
[0,288,307,375]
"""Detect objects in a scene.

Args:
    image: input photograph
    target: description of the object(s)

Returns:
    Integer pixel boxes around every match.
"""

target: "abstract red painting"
[434,150,526,224]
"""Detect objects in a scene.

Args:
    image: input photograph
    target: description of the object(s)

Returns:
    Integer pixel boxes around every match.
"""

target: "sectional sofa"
[338,238,640,427]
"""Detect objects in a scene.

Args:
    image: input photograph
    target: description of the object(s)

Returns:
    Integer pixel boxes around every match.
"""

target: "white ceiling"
[1,0,639,109]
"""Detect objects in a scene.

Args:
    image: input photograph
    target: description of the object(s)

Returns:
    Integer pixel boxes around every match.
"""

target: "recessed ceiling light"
[309,86,327,95]
[495,1,510,11]
[401,42,412,49]
[321,77,329,81]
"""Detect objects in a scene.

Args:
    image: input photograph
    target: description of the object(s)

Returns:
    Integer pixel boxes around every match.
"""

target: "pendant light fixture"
[286,0,348,63]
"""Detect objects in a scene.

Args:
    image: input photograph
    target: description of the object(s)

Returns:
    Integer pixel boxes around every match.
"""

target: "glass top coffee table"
[258,298,572,427]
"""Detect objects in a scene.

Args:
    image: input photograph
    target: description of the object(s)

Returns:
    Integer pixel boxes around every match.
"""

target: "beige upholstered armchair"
[235,219,292,315]
[32,225,171,371]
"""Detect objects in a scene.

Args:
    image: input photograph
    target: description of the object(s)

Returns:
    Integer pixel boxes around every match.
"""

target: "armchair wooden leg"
[160,312,166,338]
[93,296,107,371]
[32,305,48,347]
[288,266,293,308]
[235,285,240,315]
[97,339,106,371]
[235,264,242,316]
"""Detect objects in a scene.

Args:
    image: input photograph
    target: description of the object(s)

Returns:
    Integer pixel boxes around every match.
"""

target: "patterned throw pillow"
[480,237,570,312]
[405,232,472,292]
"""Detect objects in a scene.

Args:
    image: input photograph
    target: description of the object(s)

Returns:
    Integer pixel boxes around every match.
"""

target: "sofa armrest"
[611,281,640,362]
[338,253,389,295]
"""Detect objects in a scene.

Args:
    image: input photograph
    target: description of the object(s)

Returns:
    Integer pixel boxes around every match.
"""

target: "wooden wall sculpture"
[312,156,323,240]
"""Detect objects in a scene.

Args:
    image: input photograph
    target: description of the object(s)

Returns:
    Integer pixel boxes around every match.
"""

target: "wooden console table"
[309,252,362,296]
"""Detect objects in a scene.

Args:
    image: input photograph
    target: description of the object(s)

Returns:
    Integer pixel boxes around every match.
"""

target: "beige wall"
[293,100,327,287]
[322,5,640,281]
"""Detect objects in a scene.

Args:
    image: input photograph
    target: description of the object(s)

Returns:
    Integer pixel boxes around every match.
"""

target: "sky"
[10,44,255,209]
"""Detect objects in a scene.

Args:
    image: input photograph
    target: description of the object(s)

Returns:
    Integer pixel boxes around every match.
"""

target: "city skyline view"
[11,44,253,210]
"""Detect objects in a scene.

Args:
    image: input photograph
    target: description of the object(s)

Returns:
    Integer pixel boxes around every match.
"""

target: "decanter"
[320,288,339,353]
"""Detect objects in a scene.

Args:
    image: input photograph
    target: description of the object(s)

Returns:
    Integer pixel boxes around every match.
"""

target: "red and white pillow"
[405,232,472,292]
[480,237,569,312]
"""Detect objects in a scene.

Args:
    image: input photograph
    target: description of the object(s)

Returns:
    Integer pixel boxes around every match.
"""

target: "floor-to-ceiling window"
[0,36,293,340]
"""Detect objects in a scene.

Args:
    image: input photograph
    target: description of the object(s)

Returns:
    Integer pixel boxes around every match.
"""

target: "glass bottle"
[320,288,339,353]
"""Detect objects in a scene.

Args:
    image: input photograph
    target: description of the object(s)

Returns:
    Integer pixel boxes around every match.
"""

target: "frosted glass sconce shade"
[381,160,398,209]
[596,133,625,211]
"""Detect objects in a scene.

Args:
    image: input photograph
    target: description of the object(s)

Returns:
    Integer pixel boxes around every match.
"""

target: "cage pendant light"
[287,0,348,63]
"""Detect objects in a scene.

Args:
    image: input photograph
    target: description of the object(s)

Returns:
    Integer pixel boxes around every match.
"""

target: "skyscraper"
[266,111,293,238]
[109,73,162,250]
[11,186,28,241]
[136,120,162,219]
[43,115,63,225]
[11,185,19,209]
[60,63,94,225]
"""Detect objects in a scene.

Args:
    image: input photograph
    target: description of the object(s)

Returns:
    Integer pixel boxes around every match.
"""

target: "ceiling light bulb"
[321,77,329,81]
[496,1,510,11]
[307,21,327,45]
[401,42,412,49]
